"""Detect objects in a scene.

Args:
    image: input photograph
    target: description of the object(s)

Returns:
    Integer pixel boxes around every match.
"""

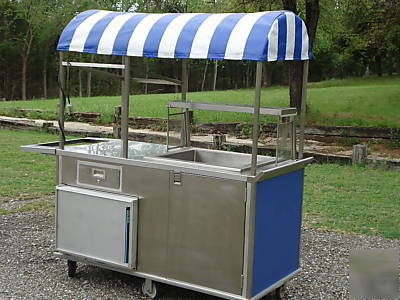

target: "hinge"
[241,274,244,290]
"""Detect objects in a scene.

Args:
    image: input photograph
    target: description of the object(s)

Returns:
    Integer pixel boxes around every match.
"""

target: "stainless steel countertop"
[21,137,312,182]
[65,140,168,159]
[58,139,312,182]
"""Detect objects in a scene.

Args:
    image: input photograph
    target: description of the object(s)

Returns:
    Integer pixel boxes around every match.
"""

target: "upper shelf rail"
[62,62,181,86]
[167,101,297,117]
[62,61,125,69]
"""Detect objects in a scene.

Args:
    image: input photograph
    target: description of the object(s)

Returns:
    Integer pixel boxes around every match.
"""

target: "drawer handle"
[92,168,105,183]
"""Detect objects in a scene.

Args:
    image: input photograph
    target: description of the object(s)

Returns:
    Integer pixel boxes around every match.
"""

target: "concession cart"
[22,9,313,300]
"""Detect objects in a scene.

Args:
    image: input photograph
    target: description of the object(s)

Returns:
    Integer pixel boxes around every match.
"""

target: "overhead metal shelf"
[62,61,125,69]
[167,101,297,117]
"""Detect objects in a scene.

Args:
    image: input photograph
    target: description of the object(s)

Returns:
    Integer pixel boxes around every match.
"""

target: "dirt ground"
[1,207,398,299]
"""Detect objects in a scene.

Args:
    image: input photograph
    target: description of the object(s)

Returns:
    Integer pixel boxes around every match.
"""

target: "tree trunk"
[43,49,48,99]
[144,61,149,94]
[21,26,33,100]
[174,61,179,93]
[282,0,297,12]
[11,81,16,101]
[263,62,272,86]
[364,65,370,77]
[79,69,83,97]
[288,61,303,112]
[87,71,92,97]
[386,56,393,76]
[212,60,218,91]
[282,0,320,113]
[282,0,300,111]
[78,54,83,97]
[43,61,47,98]
[244,63,249,88]
[305,0,320,48]
[396,56,400,77]
[201,60,208,91]
[87,54,93,97]
[86,72,92,97]
[21,55,27,100]
[375,55,382,76]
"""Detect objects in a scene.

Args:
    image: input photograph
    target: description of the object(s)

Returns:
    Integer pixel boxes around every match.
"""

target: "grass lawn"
[0,128,399,238]
[304,164,400,239]
[0,129,76,204]
[0,76,399,128]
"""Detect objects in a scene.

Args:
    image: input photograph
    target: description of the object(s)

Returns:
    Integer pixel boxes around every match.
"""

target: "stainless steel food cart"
[22,9,313,299]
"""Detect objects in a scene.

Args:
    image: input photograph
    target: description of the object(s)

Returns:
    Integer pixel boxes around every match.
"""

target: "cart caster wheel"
[142,279,157,299]
[273,285,285,300]
[67,260,77,278]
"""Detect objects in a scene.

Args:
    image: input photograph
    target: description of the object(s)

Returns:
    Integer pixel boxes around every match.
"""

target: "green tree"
[282,0,320,112]
[340,0,400,76]
[5,0,53,100]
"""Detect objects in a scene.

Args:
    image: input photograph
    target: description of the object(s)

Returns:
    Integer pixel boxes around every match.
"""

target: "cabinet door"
[56,185,138,268]
[167,173,246,294]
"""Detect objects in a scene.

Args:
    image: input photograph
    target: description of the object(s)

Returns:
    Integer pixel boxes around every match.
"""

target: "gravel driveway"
[0,210,398,299]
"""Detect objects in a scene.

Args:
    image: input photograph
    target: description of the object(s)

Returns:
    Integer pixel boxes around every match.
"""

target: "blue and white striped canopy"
[57,10,311,61]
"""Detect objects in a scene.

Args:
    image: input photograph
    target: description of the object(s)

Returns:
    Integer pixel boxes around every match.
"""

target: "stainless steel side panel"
[56,185,138,268]
[167,173,246,294]
[122,165,171,277]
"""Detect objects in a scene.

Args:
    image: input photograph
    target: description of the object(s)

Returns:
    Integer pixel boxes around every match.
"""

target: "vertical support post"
[291,117,297,160]
[298,60,309,159]
[181,60,189,146]
[167,106,170,149]
[250,61,263,176]
[121,56,130,158]
[58,52,65,150]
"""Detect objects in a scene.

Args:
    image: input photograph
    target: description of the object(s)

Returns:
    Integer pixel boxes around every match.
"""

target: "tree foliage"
[0,0,398,100]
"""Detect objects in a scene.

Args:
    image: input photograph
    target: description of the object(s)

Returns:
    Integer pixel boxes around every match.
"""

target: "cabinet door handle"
[124,207,130,264]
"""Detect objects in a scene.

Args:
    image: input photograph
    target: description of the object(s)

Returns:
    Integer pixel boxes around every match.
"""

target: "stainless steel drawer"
[77,160,121,191]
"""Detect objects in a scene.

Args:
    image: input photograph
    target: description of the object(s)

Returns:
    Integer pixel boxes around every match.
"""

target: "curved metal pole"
[298,60,309,159]
[58,52,65,150]
[121,56,130,158]
[250,61,263,176]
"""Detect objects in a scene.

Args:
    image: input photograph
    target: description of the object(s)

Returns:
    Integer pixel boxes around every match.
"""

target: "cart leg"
[141,279,157,299]
[67,260,77,278]
[274,285,285,300]
[262,284,286,300]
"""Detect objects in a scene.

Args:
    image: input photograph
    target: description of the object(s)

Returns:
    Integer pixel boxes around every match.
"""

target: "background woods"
[0,0,399,101]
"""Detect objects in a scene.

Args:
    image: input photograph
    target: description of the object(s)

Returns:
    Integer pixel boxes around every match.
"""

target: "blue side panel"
[252,169,305,296]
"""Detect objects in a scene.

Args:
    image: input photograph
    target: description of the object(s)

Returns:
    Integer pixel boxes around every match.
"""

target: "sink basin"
[157,148,275,171]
